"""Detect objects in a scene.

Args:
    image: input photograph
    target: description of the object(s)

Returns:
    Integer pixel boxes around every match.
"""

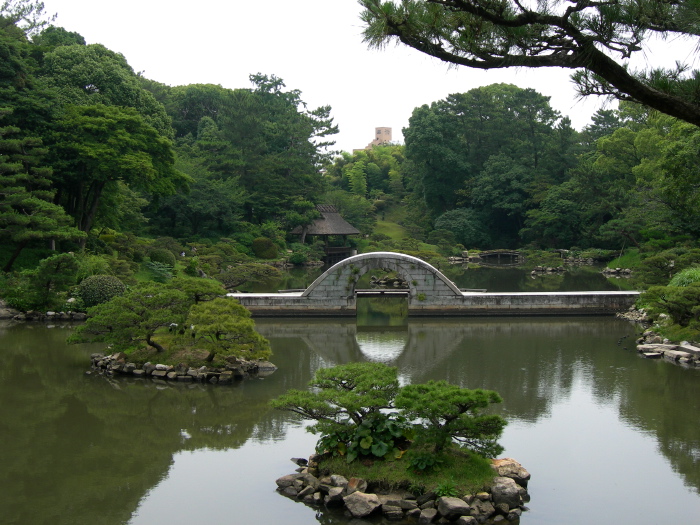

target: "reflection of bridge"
[229,252,638,317]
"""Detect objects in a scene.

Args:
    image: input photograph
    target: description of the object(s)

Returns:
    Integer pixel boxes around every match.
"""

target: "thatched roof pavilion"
[291,205,360,241]
[291,205,360,264]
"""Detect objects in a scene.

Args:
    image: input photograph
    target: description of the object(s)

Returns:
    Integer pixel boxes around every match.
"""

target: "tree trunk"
[146,335,166,353]
[3,241,28,272]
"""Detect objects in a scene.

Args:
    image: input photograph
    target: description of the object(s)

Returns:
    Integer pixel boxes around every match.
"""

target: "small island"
[271,362,530,523]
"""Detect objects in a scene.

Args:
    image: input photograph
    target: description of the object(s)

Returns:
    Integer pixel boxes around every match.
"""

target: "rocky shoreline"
[276,456,530,524]
[635,333,700,368]
[89,352,277,383]
[0,300,86,322]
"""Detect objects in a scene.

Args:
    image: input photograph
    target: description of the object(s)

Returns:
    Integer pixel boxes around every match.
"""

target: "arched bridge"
[228,251,638,317]
[303,252,461,300]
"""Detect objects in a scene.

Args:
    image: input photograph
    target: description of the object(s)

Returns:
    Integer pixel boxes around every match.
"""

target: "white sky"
[41,0,695,153]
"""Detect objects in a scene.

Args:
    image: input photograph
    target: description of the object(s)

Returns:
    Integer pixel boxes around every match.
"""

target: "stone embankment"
[90,352,277,383]
[636,332,700,368]
[602,267,633,278]
[0,300,86,322]
[276,456,530,524]
[530,265,565,275]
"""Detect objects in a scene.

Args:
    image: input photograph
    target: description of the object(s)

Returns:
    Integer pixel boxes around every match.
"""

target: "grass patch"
[316,446,495,496]
[653,323,700,342]
[375,219,408,241]
[608,248,642,269]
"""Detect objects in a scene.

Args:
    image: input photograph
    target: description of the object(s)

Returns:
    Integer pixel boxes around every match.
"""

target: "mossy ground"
[121,330,247,369]
[316,446,495,496]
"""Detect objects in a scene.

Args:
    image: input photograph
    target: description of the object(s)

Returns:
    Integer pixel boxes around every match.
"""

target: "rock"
[324,486,344,506]
[297,473,319,490]
[0,300,21,319]
[345,477,367,495]
[282,486,298,497]
[330,474,348,487]
[291,457,308,467]
[166,371,178,380]
[507,508,522,521]
[491,458,531,487]
[418,508,439,524]
[437,496,471,520]
[491,477,522,509]
[382,505,405,520]
[470,498,496,523]
[456,517,478,525]
[416,491,437,506]
[275,474,298,488]
[343,491,381,517]
[495,502,510,515]
[151,369,167,378]
[382,498,418,511]
[297,485,316,499]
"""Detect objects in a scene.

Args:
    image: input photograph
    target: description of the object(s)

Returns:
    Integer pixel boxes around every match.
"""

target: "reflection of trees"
[582,337,700,495]
[261,317,700,495]
[0,322,320,525]
[2,315,698,524]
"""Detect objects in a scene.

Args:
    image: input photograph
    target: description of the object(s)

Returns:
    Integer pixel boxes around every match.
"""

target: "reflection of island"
[258,317,700,496]
[1,317,698,525]
[0,322,320,525]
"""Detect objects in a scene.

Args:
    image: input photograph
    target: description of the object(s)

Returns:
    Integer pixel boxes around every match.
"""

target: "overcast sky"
[41,0,693,153]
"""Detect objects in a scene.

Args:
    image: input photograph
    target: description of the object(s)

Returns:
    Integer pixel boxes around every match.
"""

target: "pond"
[1,313,698,525]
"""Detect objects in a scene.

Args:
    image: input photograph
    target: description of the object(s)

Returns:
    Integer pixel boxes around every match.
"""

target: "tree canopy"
[360,0,700,125]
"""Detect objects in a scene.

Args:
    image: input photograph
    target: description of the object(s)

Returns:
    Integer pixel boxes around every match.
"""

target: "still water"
[1,313,699,525]
[243,264,632,293]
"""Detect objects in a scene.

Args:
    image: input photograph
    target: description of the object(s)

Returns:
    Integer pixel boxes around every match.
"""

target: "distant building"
[366,127,392,149]
[365,128,391,149]
[353,127,393,153]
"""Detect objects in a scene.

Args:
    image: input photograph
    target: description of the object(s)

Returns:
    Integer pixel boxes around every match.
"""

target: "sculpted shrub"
[76,275,126,307]
[252,237,278,259]
[148,248,176,267]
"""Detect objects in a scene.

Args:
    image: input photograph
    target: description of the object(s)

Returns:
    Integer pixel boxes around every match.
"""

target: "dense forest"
[2,1,700,342]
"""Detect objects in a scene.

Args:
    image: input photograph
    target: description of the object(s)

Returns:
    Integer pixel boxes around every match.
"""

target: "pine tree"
[0,108,83,271]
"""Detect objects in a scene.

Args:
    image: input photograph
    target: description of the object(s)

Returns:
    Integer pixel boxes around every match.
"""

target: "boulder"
[470,498,496,523]
[330,474,348,487]
[491,477,522,509]
[345,477,367,495]
[275,474,298,489]
[343,491,381,517]
[456,517,478,525]
[324,486,344,506]
[491,458,531,487]
[437,496,471,519]
[418,508,438,524]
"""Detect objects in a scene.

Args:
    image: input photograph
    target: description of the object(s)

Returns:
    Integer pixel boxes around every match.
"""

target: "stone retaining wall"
[229,290,640,317]
[276,456,530,524]
[90,352,277,383]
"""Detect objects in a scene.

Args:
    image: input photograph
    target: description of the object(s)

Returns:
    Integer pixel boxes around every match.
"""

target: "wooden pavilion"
[291,205,360,265]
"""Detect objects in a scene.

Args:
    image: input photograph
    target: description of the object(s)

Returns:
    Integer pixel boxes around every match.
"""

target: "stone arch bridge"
[228,251,638,317]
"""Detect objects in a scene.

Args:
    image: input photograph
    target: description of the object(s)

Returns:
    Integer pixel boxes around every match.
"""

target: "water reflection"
[1,316,699,525]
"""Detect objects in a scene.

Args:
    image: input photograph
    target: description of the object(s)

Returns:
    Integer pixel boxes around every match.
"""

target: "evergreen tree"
[0,108,83,271]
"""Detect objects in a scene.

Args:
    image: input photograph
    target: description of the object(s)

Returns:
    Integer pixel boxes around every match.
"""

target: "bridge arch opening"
[302,252,462,303]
